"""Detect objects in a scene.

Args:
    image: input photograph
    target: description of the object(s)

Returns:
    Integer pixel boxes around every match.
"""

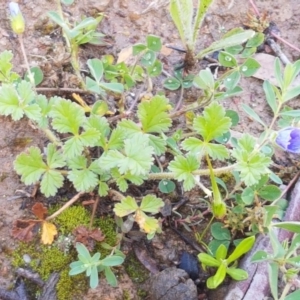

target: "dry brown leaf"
[12,219,40,242]
[73,225,105,251]
[252,53,300,87]
[32,202,48,220]
[117,46,133,64]
[41,221,57,245]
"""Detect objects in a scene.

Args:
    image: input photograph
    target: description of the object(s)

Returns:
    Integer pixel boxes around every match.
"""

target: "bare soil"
[0,0,300,299]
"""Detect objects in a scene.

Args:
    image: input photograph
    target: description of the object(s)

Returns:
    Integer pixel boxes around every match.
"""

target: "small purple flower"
[276,127,300,154]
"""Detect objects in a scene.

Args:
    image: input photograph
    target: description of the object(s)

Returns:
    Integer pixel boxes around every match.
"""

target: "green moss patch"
[124,252,149,283]
[10,205,121,299]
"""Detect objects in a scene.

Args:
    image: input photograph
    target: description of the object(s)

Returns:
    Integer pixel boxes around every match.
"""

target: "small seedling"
[69,242,125,288]
[169,0,255,66]
[48,2,105,86]
[198,235,255,289]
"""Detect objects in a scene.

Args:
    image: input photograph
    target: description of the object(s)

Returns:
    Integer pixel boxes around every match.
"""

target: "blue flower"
[276,127,300,154]
[9,2,20,17]
[9,2,25,34]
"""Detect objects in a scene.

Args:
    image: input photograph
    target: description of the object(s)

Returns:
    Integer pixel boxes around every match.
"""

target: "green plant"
[114,194,164,239]
[163,68,194,90]
[169,0,255,66]
[207,222,231,255]
[132,35,163,75]
[11,241,88,300]
[69,242,125,288]
[48,1,105,87]
[85,58,124,95]
[102,55,144,90]
[5,0,300,293]
[198,235,255,289]
[252,229,300,300]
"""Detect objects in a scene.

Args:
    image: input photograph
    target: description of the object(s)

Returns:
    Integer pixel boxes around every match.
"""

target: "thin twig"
[46,191,85,221]
[273,171,300,205]
[249,0,300,55]
[36,87,88,94]
[266,38,291,65]
[89,196,99,230]
[248,0,260,16]
[270,32,300,54]
[16,268,44,287]
[126,88,143,113]
[154,155,164,172]
[170,225,205,252]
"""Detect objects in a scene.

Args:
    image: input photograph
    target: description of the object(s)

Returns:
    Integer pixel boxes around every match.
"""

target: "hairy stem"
[18,35,35,88]
[148,164,236,180]
[279,282,292,300]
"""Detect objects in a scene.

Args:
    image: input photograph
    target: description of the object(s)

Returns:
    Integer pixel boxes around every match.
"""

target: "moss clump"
[11,242,87,300]
[122,289,131,300]
[37,246,73,279]
[56,269,88,300]
[95,217,118,256]
[54,205,90,234]
[137,289,148,298]
[10,208,119,300]
[11,242,36,268]
[124,252,149,283]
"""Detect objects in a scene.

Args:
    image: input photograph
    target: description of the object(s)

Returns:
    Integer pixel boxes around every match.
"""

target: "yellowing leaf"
[135,209,147,229]
[135,210,159,234]
[72,93,91,112]
[143,216,160,234]
[41,221,57,244]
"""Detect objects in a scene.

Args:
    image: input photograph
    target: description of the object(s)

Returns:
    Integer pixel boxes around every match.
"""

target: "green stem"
[148,164,236,180]
[130,50,146,76]
[197,215,215,244]
[279,282,292,300]
[42,128,62,147]
[70,45,86,89]
[56,0,71,50]
[56,0,85,89]
[58,163,237,186]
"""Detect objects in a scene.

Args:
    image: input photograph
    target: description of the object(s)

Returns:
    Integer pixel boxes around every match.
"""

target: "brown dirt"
[0,0,300,299]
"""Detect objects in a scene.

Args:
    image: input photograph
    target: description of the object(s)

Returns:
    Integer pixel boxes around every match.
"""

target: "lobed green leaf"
[140,195,164,214]
[41,170,64,197]
[114,196,139,217]
[68,168,98,192]
[193,102,232,141]
[100,134,154,176]
[50,99,85,134]
[0,50,19,83]
[168,154,199,191]
[14,147,47,185]
[138,95,172,133]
